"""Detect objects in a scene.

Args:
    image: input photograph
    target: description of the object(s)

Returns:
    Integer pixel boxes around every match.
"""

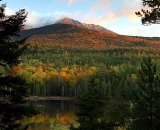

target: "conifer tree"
[0,1,38,129]
[70,77,115,130]
[127,57,160,130]
[136,0,160,25]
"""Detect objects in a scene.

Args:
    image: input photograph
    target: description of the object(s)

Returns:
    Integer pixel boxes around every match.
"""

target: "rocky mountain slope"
[55,17,115,34]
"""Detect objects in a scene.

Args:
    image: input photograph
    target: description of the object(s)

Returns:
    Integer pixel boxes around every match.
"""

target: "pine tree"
[127,57,160,130]
[70,77,115,130]
[0,1,38,130]
[136,0,160,25]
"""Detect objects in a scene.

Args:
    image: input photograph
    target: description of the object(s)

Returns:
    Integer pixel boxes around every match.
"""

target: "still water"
[21,100,77,130]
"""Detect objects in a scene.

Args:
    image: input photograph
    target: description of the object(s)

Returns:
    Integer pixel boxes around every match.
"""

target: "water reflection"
[21,100,77,130]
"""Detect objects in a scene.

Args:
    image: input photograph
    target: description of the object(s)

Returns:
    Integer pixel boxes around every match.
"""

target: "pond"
[21,100,78,130]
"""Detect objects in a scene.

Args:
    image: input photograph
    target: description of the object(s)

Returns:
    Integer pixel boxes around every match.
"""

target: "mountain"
[20,17,117,39]
[55,17,115,34]
[19,18,160,49]
[20,23,110,38]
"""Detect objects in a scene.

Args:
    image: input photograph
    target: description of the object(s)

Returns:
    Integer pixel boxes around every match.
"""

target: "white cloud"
[110,24,160,37]
[25,9,88,28]
[5,7,15,15]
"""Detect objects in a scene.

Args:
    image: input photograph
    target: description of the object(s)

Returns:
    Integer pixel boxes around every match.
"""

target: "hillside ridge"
[55,17,115,34]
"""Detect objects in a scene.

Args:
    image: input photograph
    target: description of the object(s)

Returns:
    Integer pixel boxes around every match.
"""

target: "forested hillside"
[20,23,160,49]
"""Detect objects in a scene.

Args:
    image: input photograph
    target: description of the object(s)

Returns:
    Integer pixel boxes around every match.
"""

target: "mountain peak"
[55,17,116,34]
[59,17,74,21]
[56,17,81,25]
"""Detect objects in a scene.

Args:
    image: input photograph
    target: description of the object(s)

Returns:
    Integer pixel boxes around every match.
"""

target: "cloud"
[25,9,88,28]
[67,0,78,6]
[110,24,160,37]
[4,1,160,37]
[136,25,160,37]
[90,0,118,12]
[5,7,15,15]
[33,0,154,27]
[54,0,82,6]
[87,0,158,36]
[89,0,150,24]
[4,0,146,27]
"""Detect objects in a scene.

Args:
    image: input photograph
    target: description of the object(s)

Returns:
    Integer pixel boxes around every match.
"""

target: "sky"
[1,0,160,37]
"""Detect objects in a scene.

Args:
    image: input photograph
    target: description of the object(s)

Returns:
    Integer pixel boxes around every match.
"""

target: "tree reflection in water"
[21,100,77,130]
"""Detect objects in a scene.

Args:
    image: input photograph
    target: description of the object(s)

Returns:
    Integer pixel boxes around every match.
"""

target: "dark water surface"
[21,100,77,130]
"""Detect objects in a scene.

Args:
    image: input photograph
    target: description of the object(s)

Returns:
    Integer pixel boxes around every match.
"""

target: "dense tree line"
[8,44,160,99]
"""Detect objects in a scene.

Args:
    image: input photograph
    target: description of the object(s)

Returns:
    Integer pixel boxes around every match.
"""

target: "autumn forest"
[1,0,160,129]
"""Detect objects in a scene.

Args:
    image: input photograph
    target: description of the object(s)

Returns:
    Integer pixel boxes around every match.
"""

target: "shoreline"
[28,96,77,101]
[0,96,77,101]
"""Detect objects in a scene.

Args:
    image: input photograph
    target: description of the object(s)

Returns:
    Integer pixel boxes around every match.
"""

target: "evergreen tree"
[136,0,160,25]
[70,77,115,130]
[0,1,38,130]
[127,57,160,130]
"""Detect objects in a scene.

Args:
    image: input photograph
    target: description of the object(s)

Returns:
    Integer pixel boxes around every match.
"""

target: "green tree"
[136,0,160,25]
[70,77,115,130]
[0,2,38,130]
[127,57,160,130]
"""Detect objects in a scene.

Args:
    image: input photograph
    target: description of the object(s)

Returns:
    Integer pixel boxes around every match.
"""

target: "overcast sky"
[2,0,160,37]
